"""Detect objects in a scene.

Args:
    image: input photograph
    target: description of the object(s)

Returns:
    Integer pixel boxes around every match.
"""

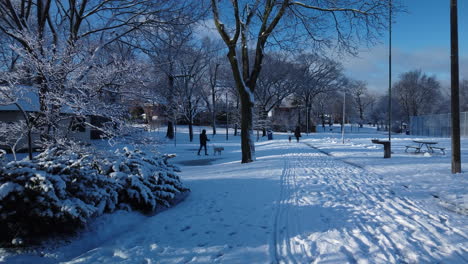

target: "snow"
[0,182,24,199]
[1,125,467,263]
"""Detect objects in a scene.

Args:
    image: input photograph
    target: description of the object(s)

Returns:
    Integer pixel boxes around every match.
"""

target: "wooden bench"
[429,146,445,155]
[405,145,421,153]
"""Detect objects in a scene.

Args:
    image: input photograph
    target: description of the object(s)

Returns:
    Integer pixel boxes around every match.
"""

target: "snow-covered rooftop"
[0,89,40,112]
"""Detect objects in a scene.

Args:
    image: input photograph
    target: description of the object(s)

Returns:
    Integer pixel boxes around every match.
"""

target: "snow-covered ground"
[1,125,467,263]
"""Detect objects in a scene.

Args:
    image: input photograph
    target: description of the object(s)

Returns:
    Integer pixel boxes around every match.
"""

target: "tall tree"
[393,70,442,122]
[348,80,374,127]
[210,0,392,163]
[255,54,297,136]
[0,0,191,142]
[293,54,345,132]
[199,37,225,136]
[173,47,208,142]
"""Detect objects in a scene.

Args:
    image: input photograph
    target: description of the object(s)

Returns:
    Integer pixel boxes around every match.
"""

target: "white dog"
[213,146,224,155]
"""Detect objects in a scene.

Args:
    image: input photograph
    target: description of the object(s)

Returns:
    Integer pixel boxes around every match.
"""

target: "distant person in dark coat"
[294,126,301,142]
[197,129,209,155]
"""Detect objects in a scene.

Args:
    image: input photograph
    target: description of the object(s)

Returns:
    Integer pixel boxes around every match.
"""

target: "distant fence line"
[410,112,468,137]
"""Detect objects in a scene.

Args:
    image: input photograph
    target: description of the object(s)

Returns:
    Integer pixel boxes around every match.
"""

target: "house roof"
[0,86,40,112]
[0,85,75,114]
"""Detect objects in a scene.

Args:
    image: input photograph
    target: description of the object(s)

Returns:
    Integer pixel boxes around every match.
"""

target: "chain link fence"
[410,112,468,137]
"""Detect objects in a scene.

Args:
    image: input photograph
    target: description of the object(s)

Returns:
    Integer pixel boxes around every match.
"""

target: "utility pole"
[388,0,392,155]
[450,0,461,173]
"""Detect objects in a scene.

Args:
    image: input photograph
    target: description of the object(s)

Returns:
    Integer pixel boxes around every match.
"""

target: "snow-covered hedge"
[0,147,188,246]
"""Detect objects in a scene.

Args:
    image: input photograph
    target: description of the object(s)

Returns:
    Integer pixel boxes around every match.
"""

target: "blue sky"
[343,0,468,93]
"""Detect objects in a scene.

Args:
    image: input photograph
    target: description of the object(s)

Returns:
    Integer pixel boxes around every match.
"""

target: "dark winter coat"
[294,127,301,138]
[200,132,209,146]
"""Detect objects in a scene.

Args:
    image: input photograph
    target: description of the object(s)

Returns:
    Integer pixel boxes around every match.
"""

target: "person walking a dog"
[197,129,209,155]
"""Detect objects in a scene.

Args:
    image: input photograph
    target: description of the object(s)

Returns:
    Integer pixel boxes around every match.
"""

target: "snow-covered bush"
[96,147,187,212]
[0,146,188,246]
[0,149,6,162]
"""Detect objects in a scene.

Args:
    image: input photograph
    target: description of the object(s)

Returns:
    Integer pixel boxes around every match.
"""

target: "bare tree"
[0,120,27,161]
[0,1,194,143]
[136,22,199,139]
[173,48,208,142]
[293,54,345,132]
[255,54,297,136]
[210,0,391,163]
[199,37,226,136]
[348,80,375,127]
[393,70,443,122]
[459,79,468,112]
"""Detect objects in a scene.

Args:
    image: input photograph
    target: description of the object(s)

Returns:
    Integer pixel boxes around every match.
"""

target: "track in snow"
[270,143,468,264]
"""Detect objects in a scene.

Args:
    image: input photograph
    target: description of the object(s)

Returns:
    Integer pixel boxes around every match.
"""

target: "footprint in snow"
[439,216,447,224]
[180,226,191,232]
[212,252,224,260]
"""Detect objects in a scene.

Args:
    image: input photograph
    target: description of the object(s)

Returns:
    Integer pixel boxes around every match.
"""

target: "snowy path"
[4,141,467,263]
[270,144,467,263]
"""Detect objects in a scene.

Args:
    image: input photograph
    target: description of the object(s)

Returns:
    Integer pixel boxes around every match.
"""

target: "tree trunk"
[261,109,268,137]
[188,101,194,142]
[189,121,193,142]
[225,47,255,163]
[166,121,174,139]
[212,91,216,136]
[240,92,254,163]
[212,111,216,135]
[211,67,218,136]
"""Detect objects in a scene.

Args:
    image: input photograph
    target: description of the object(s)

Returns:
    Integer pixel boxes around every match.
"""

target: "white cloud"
[193,19,222,42]
[341,45,468,93]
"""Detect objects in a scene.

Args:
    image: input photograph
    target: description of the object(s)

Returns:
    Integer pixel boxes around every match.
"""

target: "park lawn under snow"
[1,125,467,263]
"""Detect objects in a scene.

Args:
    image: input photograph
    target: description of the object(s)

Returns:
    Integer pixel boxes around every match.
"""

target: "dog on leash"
[213,146,224,155]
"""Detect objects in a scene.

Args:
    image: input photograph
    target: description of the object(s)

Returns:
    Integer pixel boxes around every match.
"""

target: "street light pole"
[226,92,229,141]
[342,91,346,144]
[306,105,309,136]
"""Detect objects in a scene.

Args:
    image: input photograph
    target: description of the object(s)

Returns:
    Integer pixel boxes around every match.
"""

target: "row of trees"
[0,1,204,157]
[2,1,463,163]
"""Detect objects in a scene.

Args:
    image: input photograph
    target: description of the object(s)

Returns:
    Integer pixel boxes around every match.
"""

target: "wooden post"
[450,0,461,173]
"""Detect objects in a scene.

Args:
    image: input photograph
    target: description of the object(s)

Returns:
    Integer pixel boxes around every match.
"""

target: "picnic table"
[405,140,445,154]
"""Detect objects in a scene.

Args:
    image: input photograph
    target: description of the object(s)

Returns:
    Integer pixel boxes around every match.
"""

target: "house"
[270,106,301,132]
[0,86,92,151]
[142,102,168,131]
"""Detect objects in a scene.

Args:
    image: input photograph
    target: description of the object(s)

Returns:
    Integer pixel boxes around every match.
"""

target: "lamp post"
[306,105,309,136]
[226,92,229,141]
[342,91,346,144]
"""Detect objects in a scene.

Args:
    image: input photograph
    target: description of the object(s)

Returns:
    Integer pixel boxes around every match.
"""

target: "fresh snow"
[1,125,467,263]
